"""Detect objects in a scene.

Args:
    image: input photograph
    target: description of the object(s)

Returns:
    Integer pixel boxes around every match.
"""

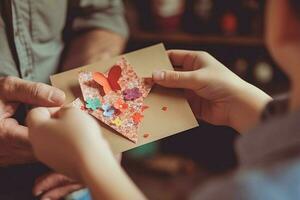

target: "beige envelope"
[50,43,199,154]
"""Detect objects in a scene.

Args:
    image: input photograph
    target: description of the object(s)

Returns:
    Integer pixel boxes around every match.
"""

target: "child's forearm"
[78,145,146,200]
[230,82,272,133]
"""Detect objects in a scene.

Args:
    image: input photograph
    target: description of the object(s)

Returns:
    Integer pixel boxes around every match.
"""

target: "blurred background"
[121,0,289,199]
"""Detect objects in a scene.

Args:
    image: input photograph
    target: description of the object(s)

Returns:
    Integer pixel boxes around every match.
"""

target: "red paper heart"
[108,65,122,91]
[92,65,121,95]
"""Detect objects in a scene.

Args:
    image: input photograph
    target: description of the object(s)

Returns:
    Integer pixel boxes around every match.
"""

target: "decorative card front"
[50,44,199,154]
[75,58,152,143]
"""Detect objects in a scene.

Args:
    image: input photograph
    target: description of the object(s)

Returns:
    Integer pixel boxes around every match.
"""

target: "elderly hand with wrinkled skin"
[0,76,65,166]
[0,76,84,200]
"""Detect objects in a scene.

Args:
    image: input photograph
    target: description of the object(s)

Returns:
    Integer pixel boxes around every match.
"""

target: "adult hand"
[33,172,83,200]
[153,50,272,133]
[0,76,65,166]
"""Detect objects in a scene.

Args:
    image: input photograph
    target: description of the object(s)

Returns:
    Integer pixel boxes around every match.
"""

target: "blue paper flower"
[102,103,115,118]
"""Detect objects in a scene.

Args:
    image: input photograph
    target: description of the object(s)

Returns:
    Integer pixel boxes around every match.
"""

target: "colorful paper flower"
[113,98,128,112]
[123,87,142,101]
[112,117,122,127]
[132,112,144,124]
[85,97,102,111]
[102,103,115,118]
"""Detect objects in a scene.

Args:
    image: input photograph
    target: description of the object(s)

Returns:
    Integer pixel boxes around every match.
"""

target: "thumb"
[1,118,30,147]
[0,76,65,106]
[26,107,52,128]
[152,70,198,90]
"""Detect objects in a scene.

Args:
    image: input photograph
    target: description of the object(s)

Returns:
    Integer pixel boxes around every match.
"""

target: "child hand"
[153,50,272,133]
[26,107,111,181]
[27,107,146,200]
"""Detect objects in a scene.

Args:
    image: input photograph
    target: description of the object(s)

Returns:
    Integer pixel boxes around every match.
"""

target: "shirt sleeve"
[70,0,129,38]
[260,93,289,121]
[236,93,299,167]
[190,93,300,200]
[189,177,238,200]
[190,162,300,200]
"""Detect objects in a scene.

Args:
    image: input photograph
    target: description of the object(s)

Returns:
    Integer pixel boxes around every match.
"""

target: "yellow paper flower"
[112,117,122,127]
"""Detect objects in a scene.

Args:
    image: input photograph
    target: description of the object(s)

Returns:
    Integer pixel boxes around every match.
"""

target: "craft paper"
[50,44,199,154]
[75,58,152,143]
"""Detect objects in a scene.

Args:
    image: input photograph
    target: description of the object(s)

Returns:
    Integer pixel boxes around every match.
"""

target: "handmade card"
[50,44,198,154]
[74,58,153,143]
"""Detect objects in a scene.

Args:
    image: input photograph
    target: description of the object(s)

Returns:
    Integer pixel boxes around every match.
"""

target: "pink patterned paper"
[73,57,152,143]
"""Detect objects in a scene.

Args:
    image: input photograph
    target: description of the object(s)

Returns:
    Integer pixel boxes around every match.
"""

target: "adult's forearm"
[61,29,126,71]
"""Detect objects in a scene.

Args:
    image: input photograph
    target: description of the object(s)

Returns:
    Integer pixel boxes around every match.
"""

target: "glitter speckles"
[77,57,153,143]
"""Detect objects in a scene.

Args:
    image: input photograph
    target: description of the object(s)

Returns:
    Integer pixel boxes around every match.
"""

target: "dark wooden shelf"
[130,29,264,47]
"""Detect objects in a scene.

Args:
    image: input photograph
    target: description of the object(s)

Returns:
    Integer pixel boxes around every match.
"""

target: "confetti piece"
[112,117,123,127]
[141,105,149,112]
[132,112,144,124]
[143,133,150,138]
[80,105,87,111]
[85,98,102,111]
[162,106,168,111]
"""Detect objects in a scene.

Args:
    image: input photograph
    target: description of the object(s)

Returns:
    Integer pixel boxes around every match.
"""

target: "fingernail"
[42,198,51,200]
[35,191,43,196]
[153,70,165,81]
[50,89,65,104]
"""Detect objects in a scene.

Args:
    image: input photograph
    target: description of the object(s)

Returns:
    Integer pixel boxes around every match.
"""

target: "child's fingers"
[173,67,185,72]
[167,50,208,70]
[47,107,61,115]
[26,107,53,127]
[152,70,199,90]
[55,107,86,119]
[167,50,197,68]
